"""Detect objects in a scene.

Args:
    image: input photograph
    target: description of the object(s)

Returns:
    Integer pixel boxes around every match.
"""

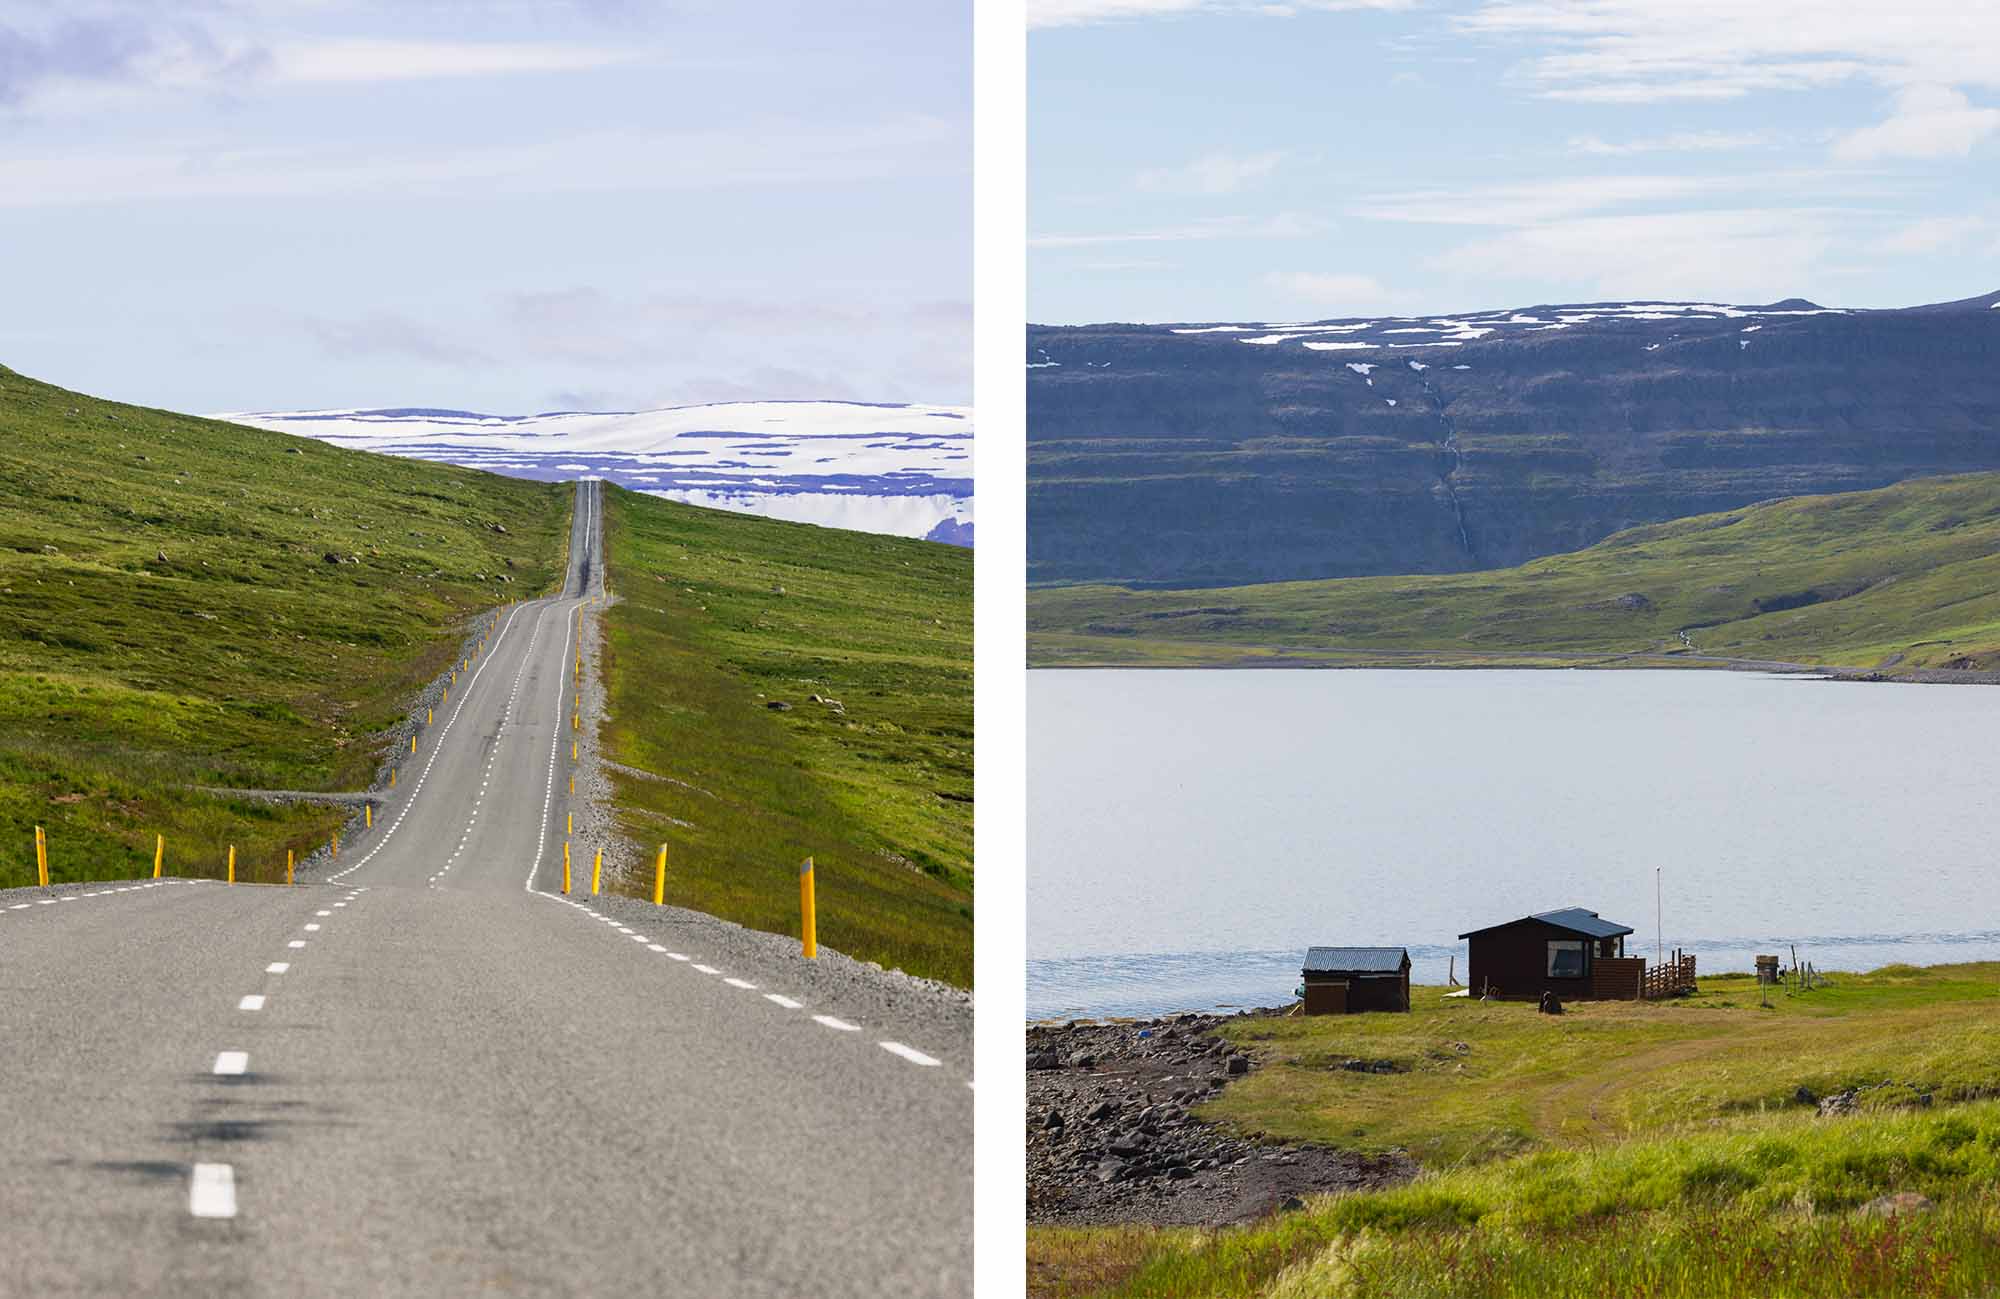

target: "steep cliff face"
[1027,292,2000,587]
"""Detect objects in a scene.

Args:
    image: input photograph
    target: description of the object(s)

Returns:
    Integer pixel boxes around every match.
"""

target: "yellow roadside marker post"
[427,707,433,725]
[571,740,578,762]
[591,850,602,896]
[365,804,372,830]
[287,849,294,886]
[227,845,236,885]
[411,734,417,755]
[34,825,48,888]
[653,845,666,906]
[569,774,574,795]
[562,841,571,894]
[332,832,339,857]
[153,833,164,880]
[800,857,817,959]
[390,768,396,789]
[566,812,572,836]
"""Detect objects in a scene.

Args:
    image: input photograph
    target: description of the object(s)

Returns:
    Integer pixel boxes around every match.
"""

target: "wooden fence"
[1642,950,1697,999]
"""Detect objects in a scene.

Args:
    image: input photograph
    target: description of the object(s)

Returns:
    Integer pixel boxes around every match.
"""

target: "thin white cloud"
[1032,211,1322,247]
[1833,85,2000,161]
[0,116,961,208]
[1568,129,1775,156]
[1882,214,1993,255]
[1136,149,1285,195]
[1459,1,2000,104]
[1428,208,1841,303]
[1260,270,1396,308]
[1351,173,1748,227]
[269,39,640,84]
[1030,0,1412,30]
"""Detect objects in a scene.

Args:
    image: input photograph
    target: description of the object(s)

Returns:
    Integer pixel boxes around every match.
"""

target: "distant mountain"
[1028,291,2000,587]
[222,401,975,546]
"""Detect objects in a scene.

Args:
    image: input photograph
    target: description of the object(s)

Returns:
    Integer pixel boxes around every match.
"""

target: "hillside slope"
[0,364,570,886]
[598,485,973,985]
[1028,291,2000,588]
[1029,471,2000,673]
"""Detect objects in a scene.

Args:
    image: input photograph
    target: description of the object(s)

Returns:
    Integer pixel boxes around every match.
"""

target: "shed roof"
[1457,907,1634,941]
[1303,946,1410,974]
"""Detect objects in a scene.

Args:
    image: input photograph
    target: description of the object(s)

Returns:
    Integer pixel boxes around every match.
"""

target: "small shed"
[1458,907,1637,1002]
[1301,946,1411,1014]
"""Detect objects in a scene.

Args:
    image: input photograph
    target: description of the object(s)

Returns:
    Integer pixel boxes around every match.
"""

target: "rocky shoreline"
[1027,1012,1417,1227]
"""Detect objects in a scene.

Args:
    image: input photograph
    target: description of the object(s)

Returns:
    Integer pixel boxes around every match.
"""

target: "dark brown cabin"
[1301,946,1411,1014]
[1458,908,1637,1002]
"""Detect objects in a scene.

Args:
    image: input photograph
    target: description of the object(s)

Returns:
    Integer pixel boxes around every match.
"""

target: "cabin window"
[1547,940,1586,978]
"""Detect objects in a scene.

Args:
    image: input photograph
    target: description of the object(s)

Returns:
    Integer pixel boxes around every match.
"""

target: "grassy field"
[596,485,973,987]
[0,363,570,886]
[1035,1137,2000,1298]
[1029,472,2000,672]
[1031,962,2000,1297]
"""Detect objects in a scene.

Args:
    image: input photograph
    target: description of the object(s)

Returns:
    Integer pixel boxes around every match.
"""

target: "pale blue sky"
[0,1,968,413]
[1030,0,2000,323]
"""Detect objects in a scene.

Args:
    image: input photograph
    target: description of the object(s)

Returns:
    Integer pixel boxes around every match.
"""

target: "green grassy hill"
[599,485,972,987]
[0,364,570,886]
[1033,962,2000,1298]
[1030,472,2000,673]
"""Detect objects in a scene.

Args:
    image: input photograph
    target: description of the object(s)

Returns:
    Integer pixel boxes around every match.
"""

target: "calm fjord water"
[1029,669,2000,1020]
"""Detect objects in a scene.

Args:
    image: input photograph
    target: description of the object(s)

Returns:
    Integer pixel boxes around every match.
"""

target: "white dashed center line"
[878,1041,942,1068]
[265,962,289,974]
[764,994,803,1010]
[189,1163,237,1219]
[213,1051,248,1076]
[813,1015,860,1032]
[237,995,265,1012]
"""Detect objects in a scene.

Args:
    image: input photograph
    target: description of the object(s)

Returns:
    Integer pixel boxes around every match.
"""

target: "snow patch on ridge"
[218,400,975,545]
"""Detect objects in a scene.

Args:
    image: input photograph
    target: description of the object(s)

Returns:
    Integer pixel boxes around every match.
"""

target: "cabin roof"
[1303,946,1410,974]
[1457,907,1635,941]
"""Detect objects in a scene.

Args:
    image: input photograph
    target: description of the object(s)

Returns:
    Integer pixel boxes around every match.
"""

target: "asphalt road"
[0,480,972,1296]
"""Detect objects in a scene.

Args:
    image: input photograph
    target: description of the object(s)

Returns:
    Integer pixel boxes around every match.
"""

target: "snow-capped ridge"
[218,399,973,545]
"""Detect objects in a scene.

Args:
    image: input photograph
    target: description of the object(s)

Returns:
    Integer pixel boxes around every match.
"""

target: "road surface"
[0,480,971,1296]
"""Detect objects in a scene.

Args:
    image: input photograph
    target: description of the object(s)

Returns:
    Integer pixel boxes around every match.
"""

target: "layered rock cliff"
[1028,291,2000,587]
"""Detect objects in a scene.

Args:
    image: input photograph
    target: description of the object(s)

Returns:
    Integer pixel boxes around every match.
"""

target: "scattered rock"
[1819,1090,1860,1117]
[1857,1191,1934,1219]
[1028,1011,1417,1228]
[1793,1085,1818,1106]
[766,701,792,712]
